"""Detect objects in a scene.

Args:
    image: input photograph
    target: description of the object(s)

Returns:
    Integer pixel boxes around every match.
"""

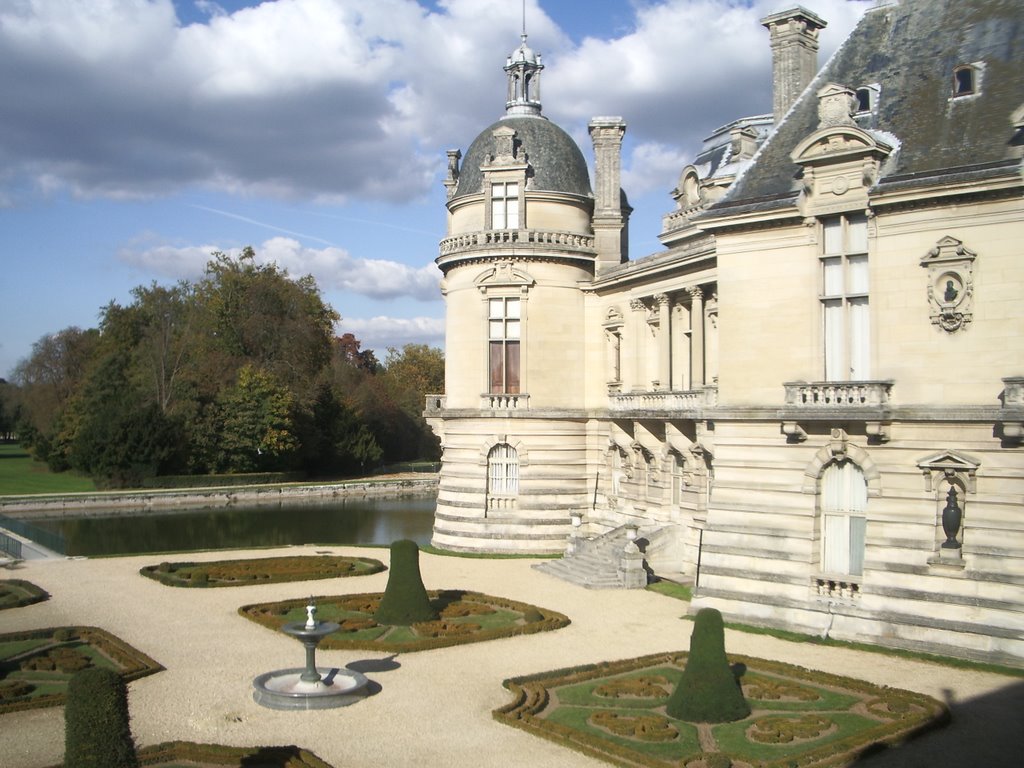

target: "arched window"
[820,460,867,576]
[487,443,519,497]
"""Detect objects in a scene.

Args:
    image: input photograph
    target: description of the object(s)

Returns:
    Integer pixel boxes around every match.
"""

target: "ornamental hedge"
[64,667,137,768]
[0,579,49,610]
[665,608,750,723]
[139,555,385,588]
[373,539,438,626]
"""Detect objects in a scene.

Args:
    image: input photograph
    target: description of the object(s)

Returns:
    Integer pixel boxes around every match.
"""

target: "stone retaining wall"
[0,475,439,519]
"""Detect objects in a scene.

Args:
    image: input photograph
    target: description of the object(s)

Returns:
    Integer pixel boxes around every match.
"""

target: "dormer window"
[491,181,520,229]
[854,84,880,114]
[855,88,871,112]
[952,64,981,98]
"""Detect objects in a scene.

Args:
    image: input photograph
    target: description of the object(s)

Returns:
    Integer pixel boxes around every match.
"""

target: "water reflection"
[33,496,437,557]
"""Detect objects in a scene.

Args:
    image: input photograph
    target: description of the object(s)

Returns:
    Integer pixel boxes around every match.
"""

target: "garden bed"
[494,651,948,768]
[240,589,570,653]
[0,579,49,610]
[0,626,163,715]
[140,555,385,587]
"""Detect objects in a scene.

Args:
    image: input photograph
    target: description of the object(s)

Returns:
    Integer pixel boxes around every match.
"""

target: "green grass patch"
[240,589,569,653]
[0,626,163,715]
[0,579,49,610]
[420,544,559,559]
[710,617,1024,678]
[646,580,692,602]
[0,444,96,495]
[139,554,385,588]
[494,651,949,768]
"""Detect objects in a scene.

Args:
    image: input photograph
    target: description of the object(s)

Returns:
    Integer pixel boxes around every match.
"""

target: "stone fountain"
[252,598,370,710]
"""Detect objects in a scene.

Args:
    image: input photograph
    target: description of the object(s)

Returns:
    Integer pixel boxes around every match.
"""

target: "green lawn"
[0,444,95,495]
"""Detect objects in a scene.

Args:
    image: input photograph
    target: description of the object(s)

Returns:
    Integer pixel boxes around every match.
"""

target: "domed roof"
[453,115,593,200]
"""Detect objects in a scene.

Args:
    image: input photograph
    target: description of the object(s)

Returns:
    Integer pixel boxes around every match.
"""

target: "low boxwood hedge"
[139,555,385,588]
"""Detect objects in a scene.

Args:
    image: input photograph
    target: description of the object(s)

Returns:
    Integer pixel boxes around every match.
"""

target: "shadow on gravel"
[853,679,1024,768]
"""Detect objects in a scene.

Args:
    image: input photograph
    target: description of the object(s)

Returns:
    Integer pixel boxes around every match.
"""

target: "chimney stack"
[589,117,629,270]
[761,7,827,123]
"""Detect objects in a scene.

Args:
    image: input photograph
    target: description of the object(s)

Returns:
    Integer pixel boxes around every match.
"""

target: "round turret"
[452,115,592,201]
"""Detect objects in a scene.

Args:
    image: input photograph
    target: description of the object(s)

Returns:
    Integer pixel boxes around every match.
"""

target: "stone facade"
[427,2,1024,666]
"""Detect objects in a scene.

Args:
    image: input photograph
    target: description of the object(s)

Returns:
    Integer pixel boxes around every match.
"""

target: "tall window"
[487,443,519,496]
[491,181,519,229]
[671,452,685,506]
[489,297,520,394]
[821,460,867,577]
[821,214,870,380]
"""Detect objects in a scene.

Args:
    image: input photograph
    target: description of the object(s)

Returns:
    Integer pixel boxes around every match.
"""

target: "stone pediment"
[917,450,980,492]
[474,261,535,293]
[791,123,893,216]
[791,125,891,165]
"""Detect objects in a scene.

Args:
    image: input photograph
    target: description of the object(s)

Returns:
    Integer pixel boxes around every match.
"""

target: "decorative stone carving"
[916,450,980,494]
[920,236,976,333]
[443,149,461,200]
[816,83,858,129]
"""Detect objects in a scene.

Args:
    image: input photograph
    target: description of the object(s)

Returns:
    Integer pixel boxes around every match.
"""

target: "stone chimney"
[761,7,828,123]
[589,116,628,271]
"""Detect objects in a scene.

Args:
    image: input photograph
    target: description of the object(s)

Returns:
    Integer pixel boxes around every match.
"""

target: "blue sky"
[0,0,869,378]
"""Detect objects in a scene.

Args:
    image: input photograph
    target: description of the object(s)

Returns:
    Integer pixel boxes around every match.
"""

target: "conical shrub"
[665,608,750,723]
[64,667,138,768]
[373,539,439,626]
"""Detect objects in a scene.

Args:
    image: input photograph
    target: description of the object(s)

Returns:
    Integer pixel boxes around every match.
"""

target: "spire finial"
[504,1,543,117]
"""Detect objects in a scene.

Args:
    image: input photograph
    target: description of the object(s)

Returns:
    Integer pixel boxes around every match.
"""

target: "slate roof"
[702,0,1023,218]
[453,114,593,200]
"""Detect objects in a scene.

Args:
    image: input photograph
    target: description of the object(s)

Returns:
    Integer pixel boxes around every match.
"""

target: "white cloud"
[0,0,871,206]
[118,236,441,301]
[339,315,445,353]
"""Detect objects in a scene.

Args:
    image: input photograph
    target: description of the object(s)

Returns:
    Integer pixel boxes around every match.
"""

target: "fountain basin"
[252,666,370,710]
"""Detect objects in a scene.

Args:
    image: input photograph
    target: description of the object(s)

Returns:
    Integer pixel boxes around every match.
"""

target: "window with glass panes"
[821,214,870,380]
[820,460,867,577]
[487,443,519,496]
[491,181,519,229]
[489,297,520,393]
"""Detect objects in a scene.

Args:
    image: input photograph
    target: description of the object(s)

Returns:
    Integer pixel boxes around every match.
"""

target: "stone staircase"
[532,525,656,589]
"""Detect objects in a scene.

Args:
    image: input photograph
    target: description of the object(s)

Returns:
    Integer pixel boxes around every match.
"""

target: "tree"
[336,333,380,373]
[213,365,299,473]
[379,344,444,461]
[12,327,100,455]
[195,248,339,400]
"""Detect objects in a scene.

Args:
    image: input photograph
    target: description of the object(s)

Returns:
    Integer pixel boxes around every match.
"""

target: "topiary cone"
[64,667,138,768]
[373,539,439,626]
[665,608,750,723]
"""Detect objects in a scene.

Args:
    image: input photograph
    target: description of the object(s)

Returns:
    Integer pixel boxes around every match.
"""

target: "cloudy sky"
[0,0,870,378]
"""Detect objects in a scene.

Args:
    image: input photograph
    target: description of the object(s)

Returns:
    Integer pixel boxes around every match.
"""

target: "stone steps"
[533,526,655,589]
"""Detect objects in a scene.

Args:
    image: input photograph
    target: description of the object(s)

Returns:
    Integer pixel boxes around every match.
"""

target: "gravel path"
[2,546,1021,767]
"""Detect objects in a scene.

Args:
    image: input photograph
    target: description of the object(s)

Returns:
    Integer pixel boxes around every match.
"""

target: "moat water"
[30,496,437,557]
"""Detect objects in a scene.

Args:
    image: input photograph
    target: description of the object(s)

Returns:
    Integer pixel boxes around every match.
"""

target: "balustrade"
[481,393,529,410]
[609,387,717,414]
[784,381,893,407]
[439,229,596,256]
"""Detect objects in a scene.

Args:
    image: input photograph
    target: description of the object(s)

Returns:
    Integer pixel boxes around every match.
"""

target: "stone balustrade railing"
[424,394,446,414]
[439,229,596,257]
[784,381,893,407]
[481,393,529,410]
[609,387,717,413]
